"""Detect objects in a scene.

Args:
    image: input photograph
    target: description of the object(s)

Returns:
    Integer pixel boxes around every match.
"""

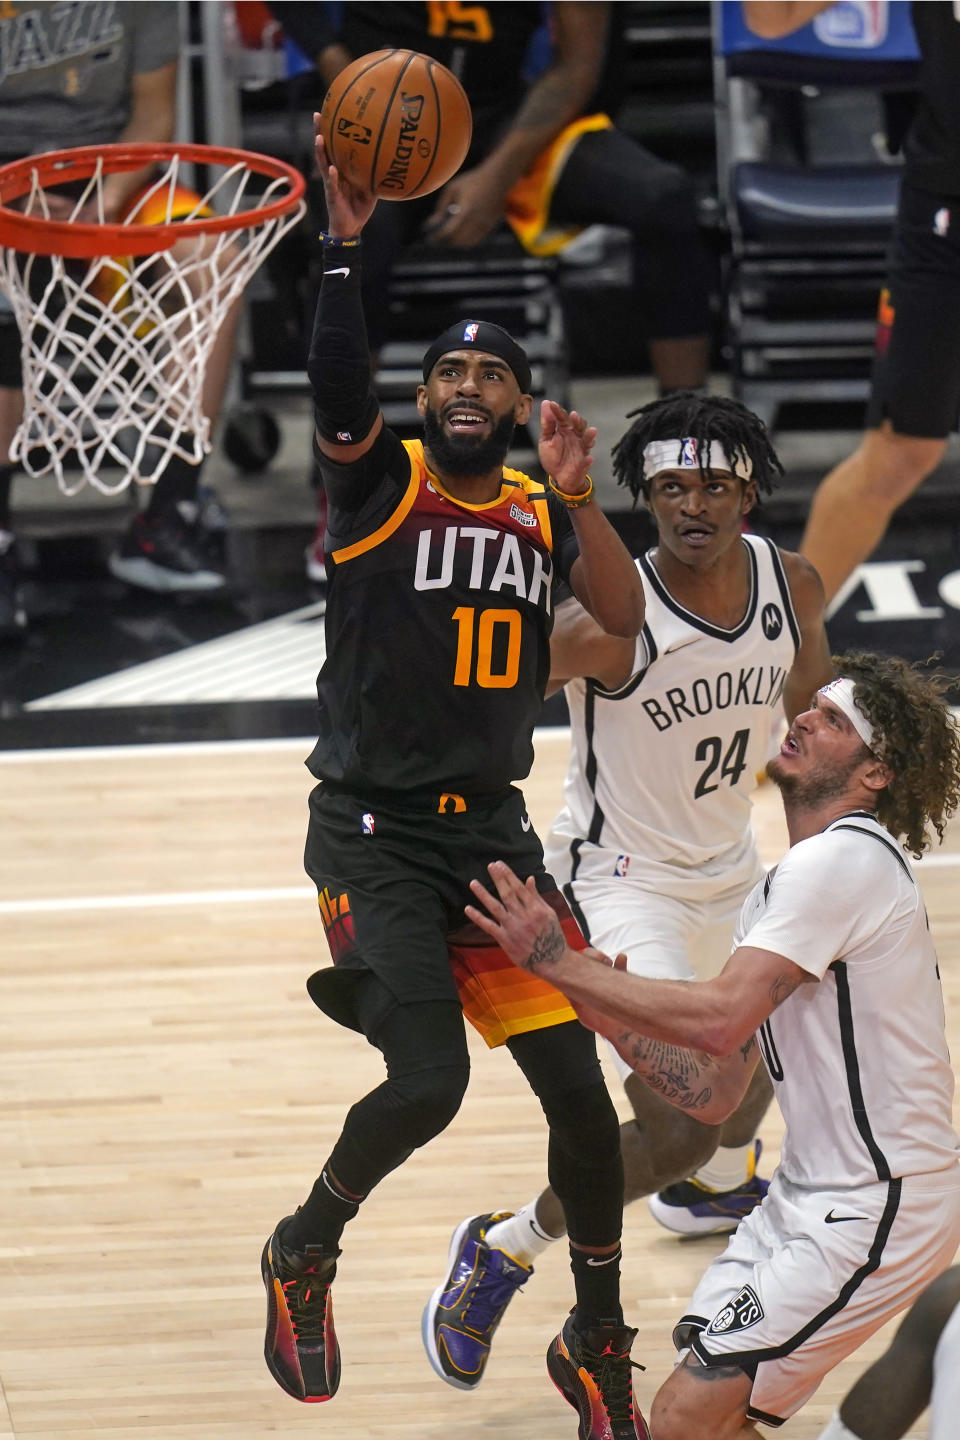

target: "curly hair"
[834,650,960,858]
[611,391,784,505]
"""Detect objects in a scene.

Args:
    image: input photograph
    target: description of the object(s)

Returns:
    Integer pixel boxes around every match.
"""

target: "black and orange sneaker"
[547,1311,649,1440]
[262,1218,340,1402]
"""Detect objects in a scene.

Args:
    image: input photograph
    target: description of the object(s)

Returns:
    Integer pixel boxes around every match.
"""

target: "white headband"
[817,677,875,748]
[642,437,753,481]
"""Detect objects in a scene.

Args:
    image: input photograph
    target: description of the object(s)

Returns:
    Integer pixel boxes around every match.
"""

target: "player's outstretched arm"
[466,860,802,1122]
[539,401,643,639]
[548,596,638,694]
[308,123,383,466]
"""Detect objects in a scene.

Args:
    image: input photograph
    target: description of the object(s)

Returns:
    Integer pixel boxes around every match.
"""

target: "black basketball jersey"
[338,2,543,158]
[307,432,578,796]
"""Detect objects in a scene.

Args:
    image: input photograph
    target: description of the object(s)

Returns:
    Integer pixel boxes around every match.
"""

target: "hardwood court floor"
[1,731,958,1439]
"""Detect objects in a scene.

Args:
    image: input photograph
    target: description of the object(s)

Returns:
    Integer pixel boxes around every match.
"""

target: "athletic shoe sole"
[646,1189,761,1236]
[108,552,227,594]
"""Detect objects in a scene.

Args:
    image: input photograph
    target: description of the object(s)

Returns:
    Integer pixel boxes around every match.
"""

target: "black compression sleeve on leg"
[308,237,380,447]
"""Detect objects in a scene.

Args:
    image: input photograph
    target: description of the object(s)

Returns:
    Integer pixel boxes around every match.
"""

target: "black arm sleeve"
[308,239,381,447]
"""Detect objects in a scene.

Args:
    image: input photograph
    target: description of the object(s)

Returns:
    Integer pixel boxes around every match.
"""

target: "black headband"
[422,319,532,395]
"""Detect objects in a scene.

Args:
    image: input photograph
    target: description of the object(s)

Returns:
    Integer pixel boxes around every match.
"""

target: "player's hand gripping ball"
[318,48,472,200]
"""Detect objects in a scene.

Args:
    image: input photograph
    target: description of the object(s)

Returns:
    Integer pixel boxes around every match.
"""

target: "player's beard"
[767,748,866,808]
[423,405,517,478]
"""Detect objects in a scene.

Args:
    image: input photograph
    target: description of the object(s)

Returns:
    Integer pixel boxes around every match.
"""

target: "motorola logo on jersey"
[761,603,783,639]
[706,1284,764,1335]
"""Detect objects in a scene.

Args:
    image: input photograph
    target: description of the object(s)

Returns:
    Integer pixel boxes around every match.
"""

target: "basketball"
[318,49,472,201]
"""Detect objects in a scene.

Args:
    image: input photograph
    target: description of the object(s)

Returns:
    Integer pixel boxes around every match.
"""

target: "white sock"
[692,1141,758,1193]
[485,1201,561,1266]
[817,1412,862,1440]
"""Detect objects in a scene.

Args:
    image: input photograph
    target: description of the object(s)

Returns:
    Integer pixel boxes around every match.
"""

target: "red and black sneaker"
[108,506,227,594]
[262,1218,340,1402]
[547,1310,650,1440]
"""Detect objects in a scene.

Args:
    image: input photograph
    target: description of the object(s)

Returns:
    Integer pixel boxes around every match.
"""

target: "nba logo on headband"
[681,438,697,467]
[463,322,479,343]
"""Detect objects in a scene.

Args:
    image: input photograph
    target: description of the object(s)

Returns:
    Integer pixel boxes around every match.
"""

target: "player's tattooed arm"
[770,971,803,1007]
[603,1031,759,1115]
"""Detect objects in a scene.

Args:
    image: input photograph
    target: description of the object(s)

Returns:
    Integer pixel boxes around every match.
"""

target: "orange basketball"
[318,49,472,201]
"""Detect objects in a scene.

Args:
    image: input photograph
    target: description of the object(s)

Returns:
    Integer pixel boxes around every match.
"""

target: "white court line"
[4,846,958,917]
[0,726,572,765]
[0,886,316,916]
[0,728,575,916]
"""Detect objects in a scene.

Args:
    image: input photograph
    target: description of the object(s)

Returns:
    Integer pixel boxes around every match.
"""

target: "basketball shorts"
[675,1164,960,1426]
[505,113,613,257]
[552,860,763,1082]
[866,181,960,437]
[303,782,582,1048]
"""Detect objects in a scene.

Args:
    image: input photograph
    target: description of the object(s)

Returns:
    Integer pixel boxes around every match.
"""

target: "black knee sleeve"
[328,989,472,1197]
[329,1060,470,1195]
[543,1080,624,1248]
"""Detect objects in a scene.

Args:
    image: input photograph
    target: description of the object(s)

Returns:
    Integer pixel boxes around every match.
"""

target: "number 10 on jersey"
[452,606,521,688]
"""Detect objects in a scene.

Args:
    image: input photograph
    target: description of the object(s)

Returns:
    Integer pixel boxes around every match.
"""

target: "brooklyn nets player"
[424,392,832,1391]
[466,652,960,1435]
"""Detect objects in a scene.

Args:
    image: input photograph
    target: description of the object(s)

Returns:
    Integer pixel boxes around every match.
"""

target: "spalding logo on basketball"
[319,48,472,200]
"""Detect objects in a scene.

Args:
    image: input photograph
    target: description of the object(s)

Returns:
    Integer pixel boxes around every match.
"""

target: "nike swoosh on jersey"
[326,267,350,278]
[520,814,532,832]
[824,1209,865,1224]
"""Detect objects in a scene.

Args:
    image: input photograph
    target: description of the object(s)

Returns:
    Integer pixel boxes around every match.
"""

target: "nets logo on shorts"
[706,1284,764,1335]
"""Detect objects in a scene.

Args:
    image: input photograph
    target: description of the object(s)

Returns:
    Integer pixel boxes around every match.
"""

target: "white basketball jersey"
[546,534,799,897]
[738,813,960,1189]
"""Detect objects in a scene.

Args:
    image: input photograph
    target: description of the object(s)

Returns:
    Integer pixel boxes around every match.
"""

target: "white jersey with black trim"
[738,813,959,1190]
[546,534,799,898]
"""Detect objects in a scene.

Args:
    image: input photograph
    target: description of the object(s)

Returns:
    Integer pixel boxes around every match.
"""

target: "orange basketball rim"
[0,142,306,495]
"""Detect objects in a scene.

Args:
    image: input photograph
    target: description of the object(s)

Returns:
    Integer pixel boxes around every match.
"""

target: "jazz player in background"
[423,391,833,1392]
[466,653,960,1437]
[260,116,651,1439]
[264,0,716,584]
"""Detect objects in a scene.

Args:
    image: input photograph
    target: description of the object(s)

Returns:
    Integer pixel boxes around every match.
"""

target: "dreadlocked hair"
[611,391,784,505]
[834,650,960,859]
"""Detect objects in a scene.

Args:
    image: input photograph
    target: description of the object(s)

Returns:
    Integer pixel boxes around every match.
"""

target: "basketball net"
[0,144,305,495]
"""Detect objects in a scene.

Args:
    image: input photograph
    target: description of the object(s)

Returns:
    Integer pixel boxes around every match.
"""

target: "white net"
[0,150,305,495]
